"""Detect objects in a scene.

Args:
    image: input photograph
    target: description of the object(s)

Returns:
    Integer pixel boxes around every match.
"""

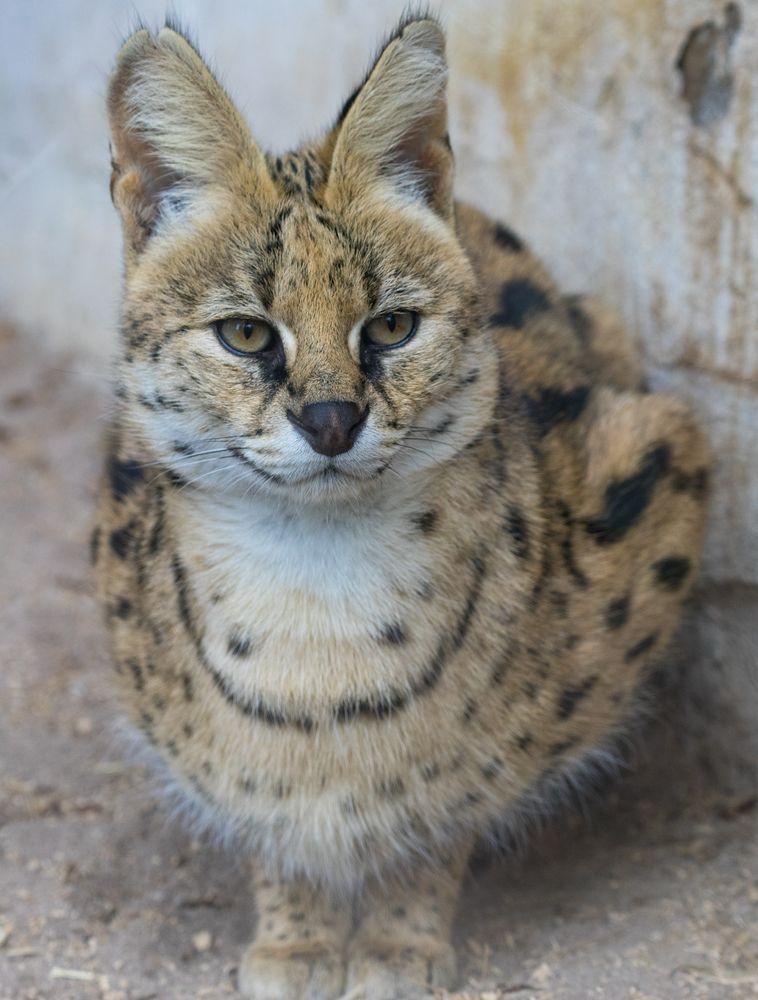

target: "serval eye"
[216,318,275,356]
[363,310,419,349]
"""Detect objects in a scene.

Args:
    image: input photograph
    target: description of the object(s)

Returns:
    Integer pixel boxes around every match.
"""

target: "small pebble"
[74,716,93,736]
[192,930,213,952]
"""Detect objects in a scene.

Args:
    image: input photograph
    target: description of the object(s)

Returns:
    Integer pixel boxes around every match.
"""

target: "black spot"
[504,505,530,560]
[429,415,455,436]
[493,222,524,252]
[228,632,253,657]
[564,295,592,343]
[413,510,438,534]
[529,545,553,611]
[164,468,190,490]
[515,734,533,752]
[111,597,132,620]
[458,368,480,388]
[334,548,487,724]
[148,492,165,555]
[481,757,503,780]
[239,773,257,795]
[108,456,144,501]
[653,556,691,591]
[550,738,579,757]
[109,523,134,559]
[556,500,589,588]
[154,394,184,413]
[171,556,194,635]
[125,658,144,691]
[335,688,407,723]
[524,385,590,436]
[89,527,101,565]
[340,795,357,815]
[585,445,671,545]
[550,590,569,618]
[606,595,630,630]
[137,394,157,411]
[672,467,709,501]
[421,762,441,782]
[523,682,539,701]
[625,632,658,662]
[377,777,405,798]
[556,676,597,721]
[379,622,407,645]
[489,279,551,328]
[462,697,478,722]
[490,657,509,686]
[181,672,194,702]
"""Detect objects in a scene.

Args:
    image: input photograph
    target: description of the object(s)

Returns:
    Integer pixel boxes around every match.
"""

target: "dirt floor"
[1,327,757,1000]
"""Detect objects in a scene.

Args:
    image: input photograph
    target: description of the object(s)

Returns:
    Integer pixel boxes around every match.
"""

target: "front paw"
[341,940,456,999]
[238,942,345,1000]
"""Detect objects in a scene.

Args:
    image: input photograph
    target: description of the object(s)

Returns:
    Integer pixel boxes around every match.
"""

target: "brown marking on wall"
[676,3,742,127]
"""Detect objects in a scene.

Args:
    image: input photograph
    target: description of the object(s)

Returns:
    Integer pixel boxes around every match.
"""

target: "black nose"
[287,401,368,457]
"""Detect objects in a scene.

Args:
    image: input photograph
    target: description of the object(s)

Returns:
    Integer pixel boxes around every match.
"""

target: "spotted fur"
[95,15,710,999]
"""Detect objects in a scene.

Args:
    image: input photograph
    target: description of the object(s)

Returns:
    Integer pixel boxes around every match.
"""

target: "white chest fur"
[170,482,446,707]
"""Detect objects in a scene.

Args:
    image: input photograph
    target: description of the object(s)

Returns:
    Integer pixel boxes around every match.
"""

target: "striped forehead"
[267,203,377,329]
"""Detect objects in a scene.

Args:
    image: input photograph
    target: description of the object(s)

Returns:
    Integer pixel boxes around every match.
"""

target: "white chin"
[286,466,383,502]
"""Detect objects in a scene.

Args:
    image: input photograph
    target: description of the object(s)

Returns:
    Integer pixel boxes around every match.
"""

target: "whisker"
[174,461,242,493]
[136,449,231,468]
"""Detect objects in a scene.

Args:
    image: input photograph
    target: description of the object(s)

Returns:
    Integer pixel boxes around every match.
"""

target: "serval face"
[110,23,487,504]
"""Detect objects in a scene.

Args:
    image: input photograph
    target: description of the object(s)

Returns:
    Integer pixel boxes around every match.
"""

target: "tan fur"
[94,15,710,999]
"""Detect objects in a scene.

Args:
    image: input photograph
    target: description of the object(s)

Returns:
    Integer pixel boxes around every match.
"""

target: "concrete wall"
[2,1,756,785]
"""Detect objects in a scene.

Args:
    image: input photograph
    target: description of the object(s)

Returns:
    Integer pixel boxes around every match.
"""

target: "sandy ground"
[1,327,757,1000]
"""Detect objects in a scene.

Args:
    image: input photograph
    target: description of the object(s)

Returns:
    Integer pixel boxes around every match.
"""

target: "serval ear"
[107,24,272,260]
[325,15,453,221]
